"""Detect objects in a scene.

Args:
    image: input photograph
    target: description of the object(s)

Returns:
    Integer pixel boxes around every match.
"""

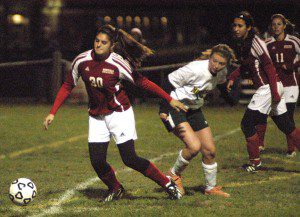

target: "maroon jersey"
[50,50,172,116]
[266,34,300,87]
[228,35,280,101]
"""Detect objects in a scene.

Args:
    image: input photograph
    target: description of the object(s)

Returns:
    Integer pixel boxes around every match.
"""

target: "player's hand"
[159,113,168,121]
[169,99,188,112]
[44,114,54,130]
[226,80,234,92]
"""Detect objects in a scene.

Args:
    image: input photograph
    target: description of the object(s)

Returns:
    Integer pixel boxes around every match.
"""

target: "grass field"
[0,103,299,217]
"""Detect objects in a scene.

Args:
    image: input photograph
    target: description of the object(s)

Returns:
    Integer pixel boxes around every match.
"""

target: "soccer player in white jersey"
[256,14,300,157]
[159,44,236,197]
[43,25,187,201]
[227,11,300,172]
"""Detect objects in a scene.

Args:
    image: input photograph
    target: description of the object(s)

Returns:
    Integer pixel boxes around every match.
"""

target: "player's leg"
[283,85,299,156]
[196,127,230,197]
[117,139,181,199]
[271,112,300,155]
[285,102,297,157]
[88,115,123,202]
[109,107,181,199]
[161,109,202,195]
[255,113,268,152]
[241,109,262,172]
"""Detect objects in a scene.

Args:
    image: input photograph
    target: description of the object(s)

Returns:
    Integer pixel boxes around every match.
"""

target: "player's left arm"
[252,37,280,103]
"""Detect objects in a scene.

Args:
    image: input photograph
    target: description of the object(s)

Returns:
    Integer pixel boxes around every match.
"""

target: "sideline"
[29,127,241,217]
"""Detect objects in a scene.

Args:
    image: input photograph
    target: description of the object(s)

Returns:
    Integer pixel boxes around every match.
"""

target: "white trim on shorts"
[88,107,137,144]
[283,86,299,103]
[248,82,287,116]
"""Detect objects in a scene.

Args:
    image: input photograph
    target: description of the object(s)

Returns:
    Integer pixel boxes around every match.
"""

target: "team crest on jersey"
[85,66,90,71]
[102,68,114,74]
[284,45,292,49]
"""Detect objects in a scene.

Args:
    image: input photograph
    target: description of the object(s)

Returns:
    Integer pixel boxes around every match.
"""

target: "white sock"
[171,150,189,175]
[202,161,217,190]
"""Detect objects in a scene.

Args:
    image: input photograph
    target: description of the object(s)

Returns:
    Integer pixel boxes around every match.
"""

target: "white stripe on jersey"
[113,93,124,111]
[287,35,300,54]
[112,53,132,71]
[71,50,92,86]
[106,52,134,83]
[254,59,265,85]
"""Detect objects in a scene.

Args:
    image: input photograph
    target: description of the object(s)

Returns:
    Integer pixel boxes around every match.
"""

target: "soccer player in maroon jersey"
[227,11,300,172]
[43,25,187,201]
[256,14,300,157]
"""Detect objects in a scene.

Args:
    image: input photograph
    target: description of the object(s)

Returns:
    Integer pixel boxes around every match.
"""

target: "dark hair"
[95,24,153,68]
[234,11,254,27]
[270,14,295,35]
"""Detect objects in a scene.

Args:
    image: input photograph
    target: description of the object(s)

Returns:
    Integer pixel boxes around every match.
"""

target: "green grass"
[0,103,299,217]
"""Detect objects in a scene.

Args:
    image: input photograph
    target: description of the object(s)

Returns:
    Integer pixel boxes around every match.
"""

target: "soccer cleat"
[103,185,125,202]
[259,146,265,152]
[165,177,182,199]
[242,162,262,173]
[286,151,296,158]
[205,186,230,198]
[166,169,185,195]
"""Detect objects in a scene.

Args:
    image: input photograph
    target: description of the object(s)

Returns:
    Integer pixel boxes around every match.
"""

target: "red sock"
[286,135,296,153]
[246,133,260,165]
[99,166,121,191]
[256,124,267,147]
[287,128,300,150]
[142,162,169,187]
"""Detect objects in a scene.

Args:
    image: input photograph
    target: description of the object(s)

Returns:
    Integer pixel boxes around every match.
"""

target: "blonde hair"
[196,44,237,66]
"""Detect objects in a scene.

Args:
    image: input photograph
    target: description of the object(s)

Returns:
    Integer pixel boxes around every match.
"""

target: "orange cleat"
[166,169,185,195]
[205,186,230,198]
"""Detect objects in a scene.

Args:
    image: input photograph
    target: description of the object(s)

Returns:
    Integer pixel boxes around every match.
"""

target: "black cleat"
[242,162,262,173]
[103,185,125,202]
[165,177,182,199]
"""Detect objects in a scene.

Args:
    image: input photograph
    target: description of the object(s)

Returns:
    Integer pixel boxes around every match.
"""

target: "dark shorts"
[162,108,209,132]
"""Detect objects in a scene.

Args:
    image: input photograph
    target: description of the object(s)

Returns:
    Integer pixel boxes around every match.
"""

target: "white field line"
[29,127,241,217]
[1,134,87,160]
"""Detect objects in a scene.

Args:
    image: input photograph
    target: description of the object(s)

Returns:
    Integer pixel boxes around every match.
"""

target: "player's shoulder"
[72,50,93,66]
[265,37,275,45]
[286,34,300,45]
[107,52,132,72]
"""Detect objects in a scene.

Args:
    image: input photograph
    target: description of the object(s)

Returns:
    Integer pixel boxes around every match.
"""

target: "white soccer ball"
[9,178,37,206]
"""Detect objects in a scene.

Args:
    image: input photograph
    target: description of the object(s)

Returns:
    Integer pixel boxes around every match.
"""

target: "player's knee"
[187,145,201,158]
[202,147,216,160]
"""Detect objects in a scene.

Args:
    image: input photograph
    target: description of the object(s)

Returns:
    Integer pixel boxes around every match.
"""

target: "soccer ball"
[9,178,37,206]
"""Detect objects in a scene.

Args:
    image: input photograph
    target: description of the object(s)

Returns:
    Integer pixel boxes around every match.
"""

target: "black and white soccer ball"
[9,178,37,206]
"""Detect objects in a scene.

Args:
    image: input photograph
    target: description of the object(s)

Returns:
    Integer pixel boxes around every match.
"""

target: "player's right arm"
[44,56,81,130]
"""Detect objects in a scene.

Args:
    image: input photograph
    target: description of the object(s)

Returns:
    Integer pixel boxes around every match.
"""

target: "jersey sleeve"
[168,62,196,88]
[111,54,135,83]
[49,56,83,115]
[251,37,280,102]
[291,36,300,70]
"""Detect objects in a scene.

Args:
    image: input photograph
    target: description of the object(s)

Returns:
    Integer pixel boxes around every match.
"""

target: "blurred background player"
[227,11,300,172]
[159,44,236,197]
[257,14,299,157]
[43,24,187,201]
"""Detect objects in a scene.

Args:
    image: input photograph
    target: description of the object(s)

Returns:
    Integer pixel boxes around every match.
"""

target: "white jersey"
[168,60,227,109]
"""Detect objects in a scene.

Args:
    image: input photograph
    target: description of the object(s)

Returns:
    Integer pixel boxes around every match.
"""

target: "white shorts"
[88,107,137,144]
[248,82,287,116]
[283,86,299,103]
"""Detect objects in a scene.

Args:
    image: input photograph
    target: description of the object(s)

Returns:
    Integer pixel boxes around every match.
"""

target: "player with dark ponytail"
[43,24,187,201]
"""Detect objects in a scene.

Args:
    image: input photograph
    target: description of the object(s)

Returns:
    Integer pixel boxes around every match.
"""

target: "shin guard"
[246,133,261,165]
